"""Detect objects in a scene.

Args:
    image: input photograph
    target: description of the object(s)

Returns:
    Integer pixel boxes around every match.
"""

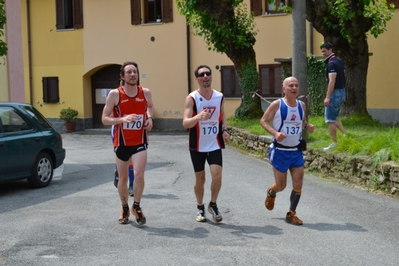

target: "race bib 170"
[123,114,144,130]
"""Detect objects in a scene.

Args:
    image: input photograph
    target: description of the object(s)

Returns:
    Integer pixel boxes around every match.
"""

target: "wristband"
[223,129,229,133]
[148,117,154,121]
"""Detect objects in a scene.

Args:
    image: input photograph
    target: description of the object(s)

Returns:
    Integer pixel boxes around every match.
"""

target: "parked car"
[0,102,66,188]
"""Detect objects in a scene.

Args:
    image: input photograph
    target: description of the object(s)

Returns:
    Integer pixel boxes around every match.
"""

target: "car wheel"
[27,152,53,188]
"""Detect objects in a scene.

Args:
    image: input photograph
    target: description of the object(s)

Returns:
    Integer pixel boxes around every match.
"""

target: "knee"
[274,183,286,192]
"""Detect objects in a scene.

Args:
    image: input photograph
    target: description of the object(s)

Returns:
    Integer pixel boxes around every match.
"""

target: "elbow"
[182,121,189,129]
[102,116,111,126]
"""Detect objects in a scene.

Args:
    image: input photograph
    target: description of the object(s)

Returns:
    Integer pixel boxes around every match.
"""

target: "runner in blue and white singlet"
[260,76,315,226]
[271,98,304,149]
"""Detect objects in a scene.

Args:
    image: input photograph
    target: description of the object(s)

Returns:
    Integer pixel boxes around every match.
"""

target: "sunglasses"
[197,71,211,77]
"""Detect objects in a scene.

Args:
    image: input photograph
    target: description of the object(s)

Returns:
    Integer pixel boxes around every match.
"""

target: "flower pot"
[64,122,76,132]
[156,19,161,23]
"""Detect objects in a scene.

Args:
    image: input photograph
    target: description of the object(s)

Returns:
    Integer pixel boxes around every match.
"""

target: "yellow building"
[2,0,398,131]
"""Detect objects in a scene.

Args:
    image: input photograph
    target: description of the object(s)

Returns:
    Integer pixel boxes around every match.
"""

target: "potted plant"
[156,15,161,23]
[59,107,79,132]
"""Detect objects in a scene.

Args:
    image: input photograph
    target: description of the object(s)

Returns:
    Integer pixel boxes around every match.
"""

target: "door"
[91,65,121,128]
[0,106,43,180]
[0,134,6,179]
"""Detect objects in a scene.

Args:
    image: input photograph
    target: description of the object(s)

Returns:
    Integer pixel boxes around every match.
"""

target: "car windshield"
[22,105,52,129]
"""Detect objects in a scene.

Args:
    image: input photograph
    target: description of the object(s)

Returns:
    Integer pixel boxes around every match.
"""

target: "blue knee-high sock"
[129,166,134,186]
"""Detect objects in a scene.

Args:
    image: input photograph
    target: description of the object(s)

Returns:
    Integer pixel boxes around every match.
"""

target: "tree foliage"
[306,0,394,116]
[177,0,263,119]
[0,0,7,58]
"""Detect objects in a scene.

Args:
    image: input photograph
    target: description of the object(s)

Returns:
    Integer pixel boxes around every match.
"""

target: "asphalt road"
[0,131,398,266]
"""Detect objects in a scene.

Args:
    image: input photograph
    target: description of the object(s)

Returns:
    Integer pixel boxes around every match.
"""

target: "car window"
[0,107,33,133]
[21,105,52,129]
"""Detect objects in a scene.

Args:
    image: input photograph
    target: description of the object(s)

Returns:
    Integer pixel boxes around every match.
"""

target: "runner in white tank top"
[183,65,230,223]
[260,77,315,226]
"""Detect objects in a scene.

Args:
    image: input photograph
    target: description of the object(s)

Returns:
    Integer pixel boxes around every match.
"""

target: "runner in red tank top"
[102,61,154,225]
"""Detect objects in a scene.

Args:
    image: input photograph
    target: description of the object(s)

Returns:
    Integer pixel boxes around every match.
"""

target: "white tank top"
[272,98,303,147]
[188,89,224,152]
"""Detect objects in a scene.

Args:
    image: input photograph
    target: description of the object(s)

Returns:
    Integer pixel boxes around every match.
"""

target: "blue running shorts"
[268,145,304,172]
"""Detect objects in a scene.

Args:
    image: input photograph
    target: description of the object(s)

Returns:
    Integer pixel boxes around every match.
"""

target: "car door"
[1,106,43,179]
[0,117,6,179]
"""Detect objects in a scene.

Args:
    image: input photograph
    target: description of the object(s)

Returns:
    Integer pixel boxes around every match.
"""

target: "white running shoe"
[207,203,223,223]
[196,207,207,222]
[323,142,337,151]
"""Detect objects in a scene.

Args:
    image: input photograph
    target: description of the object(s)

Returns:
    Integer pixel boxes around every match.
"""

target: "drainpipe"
[26,0,33,104]
[186,21,191,94]
[309,22,314,55]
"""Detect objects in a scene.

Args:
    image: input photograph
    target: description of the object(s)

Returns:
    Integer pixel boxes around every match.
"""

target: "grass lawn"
[227,115,399,163]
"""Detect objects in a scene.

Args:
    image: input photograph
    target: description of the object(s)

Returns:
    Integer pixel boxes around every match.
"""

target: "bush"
[59,107,79,123]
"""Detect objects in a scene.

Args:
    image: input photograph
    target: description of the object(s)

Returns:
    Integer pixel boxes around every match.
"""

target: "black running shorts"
[189,149,223,172]
[114,144,147,161]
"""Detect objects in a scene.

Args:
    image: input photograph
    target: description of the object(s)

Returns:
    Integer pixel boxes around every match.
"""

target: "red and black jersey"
[113,86,148,147]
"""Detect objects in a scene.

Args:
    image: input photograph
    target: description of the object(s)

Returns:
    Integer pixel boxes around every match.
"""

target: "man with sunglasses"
[183,65,230,223]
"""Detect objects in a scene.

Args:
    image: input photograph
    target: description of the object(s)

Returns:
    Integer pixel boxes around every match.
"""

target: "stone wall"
[229,127,399,197]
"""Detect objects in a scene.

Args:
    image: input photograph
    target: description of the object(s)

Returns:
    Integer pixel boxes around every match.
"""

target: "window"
[259,64,282,97]
[42,77,60,104]
[21,106,53,129]
[265,0,285,14]
[0,107,33,133]
[55,0,83,30]
[220,66,241,98]
[387,0,399,8]
[131,0,173,25]
[250,0,286,16]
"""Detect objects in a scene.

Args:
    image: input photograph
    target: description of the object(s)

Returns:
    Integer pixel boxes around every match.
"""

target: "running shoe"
[196,207,207,222]
[129,184,134,197]
[285,210,303,225]
[132,207,146,225]
[323,142,337,151]
[265,187,276,211]
[118,208,130,224]
[207,203,222,223]
[113,169,119,188]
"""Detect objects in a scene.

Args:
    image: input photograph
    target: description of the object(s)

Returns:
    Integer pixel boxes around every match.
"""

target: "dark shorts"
[189,149,223,172]
[114,144,147,161]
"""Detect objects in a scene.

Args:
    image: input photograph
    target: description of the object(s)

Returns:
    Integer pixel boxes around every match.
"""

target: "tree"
[306,0,394,116]
[0,0,7,58]
[176,0,263,119]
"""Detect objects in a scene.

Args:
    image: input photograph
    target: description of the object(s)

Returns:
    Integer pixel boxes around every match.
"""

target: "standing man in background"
[183,65,230,223]
[320,42,347,151]
[102,61,154,225]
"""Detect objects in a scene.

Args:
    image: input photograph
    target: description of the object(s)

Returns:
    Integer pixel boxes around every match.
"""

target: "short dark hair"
[320,42,333,50]
[119,61,140,85]
[194,65,211,77]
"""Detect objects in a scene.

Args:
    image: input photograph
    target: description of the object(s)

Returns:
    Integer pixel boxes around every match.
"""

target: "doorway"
[91,64,121,128]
